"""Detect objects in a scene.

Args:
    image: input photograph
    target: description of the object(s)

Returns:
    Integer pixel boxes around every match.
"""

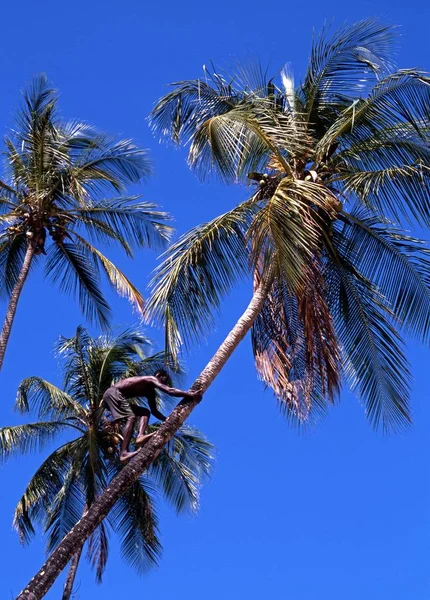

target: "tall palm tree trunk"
[0,243,34,371]
[16,267,274,600]
[61,546,83,600]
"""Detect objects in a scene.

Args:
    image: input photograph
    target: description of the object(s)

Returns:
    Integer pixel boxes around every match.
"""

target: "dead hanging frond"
[251,256,341,424]
[297,260,341,402]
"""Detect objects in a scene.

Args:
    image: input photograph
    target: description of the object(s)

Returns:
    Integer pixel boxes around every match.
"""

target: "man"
[103,369,202,462]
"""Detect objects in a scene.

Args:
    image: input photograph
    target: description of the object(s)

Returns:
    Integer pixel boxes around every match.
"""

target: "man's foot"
[135,432,155,446]
[120,450,140,463]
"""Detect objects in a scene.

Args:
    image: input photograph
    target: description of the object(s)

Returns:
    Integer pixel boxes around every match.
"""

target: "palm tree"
[0,75,172,370]
[16,20,430,598]
[1,326,213,599]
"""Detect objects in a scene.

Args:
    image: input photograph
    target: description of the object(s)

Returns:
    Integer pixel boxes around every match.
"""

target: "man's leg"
[134,407,155,446]
[119,416,140,462]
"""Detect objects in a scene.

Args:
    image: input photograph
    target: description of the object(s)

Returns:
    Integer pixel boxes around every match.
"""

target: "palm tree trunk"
[61,546,83,600]
[0,243,34,371]
[16,267,274,600]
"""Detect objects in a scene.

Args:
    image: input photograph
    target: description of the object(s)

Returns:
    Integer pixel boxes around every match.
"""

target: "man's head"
[154,369,172,386]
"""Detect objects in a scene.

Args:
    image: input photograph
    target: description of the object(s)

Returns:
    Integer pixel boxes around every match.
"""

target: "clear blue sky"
[0,0,429,598]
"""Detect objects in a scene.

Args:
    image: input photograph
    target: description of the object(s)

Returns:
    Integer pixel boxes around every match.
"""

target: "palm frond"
[334,123,430,170]
[339,208,430,341]
[325,231,411,432]
[341,164,430,226]
[13,438,83,544]
[45,459,86,553]
[252,265,341,423]
[69,232,145,316]
[16,377,87,420]
[71,137,152,194]
[70,198,173,250]
[80,429,108,505]
[170,425,214,480]
[17,74,57,137]
[111,475,162,574]
[0,234,35,296]
[151,69,309,182]
[302,19,396,124]
[45,241,111,328]
[247,178,335,288]
[149,425,214,514]
[188,103,283,182]
[0,195,17,214]
[316,70,430,227]
[87,521,109,582]
[147,199,256,361]
[150,77,237,146]
[0,421,70,463]
[56,325,95,403]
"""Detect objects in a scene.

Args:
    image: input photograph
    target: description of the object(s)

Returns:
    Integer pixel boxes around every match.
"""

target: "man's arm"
[147,396,167,422]
[150,377,202,400]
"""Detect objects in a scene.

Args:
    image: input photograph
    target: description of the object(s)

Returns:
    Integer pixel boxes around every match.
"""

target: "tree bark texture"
[0,243,35,371]
[16,266,275,600]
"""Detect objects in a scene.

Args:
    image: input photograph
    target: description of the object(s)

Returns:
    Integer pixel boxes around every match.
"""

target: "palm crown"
[148,19,430,431]
[0,327,213,582]
[0,75,172,368]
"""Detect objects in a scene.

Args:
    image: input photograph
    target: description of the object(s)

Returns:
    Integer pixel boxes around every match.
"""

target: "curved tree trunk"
[0,243,35,371]
[16,267,274,600]
[61,546,83,600]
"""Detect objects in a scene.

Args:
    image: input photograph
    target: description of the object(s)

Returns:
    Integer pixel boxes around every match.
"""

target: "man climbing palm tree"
[103,369,203,461]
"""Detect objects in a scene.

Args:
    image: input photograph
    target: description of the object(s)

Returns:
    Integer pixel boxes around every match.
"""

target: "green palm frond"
[188,103,288,182]
[13,438,83,544]
[326,232,411,432]
[45,241,111,328]
[45,458,86,553]
[318,71,430,228]
[247,178,335,287]
[0,178,19,197]
[70,136,152,194]
[70,198,173,249]
[56,325,95,404]
[150,77,237,146]
[111,475,162,574]
[341,164,430,226]
[150,68,307,182]
[78,327,152,402]
[16,377,87,420]
[149,425,214,514]
[302,19,396,123]
[87,521,110,582]
[339,208,430,342]
[151,448,199,513]
[0,421,70,463]
[333,123,430,170]
[319,70,430,155]
[68,213,135,257]
[0,195,17,213]
[147,199,256,361]
[0,232,37,296]
[67,232,146,316]
[170,425,214,480]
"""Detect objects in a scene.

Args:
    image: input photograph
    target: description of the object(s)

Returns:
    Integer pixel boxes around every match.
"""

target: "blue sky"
[0,0,429,598]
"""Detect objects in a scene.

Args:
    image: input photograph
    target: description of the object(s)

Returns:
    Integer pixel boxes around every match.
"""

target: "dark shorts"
[103,387,150,422]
